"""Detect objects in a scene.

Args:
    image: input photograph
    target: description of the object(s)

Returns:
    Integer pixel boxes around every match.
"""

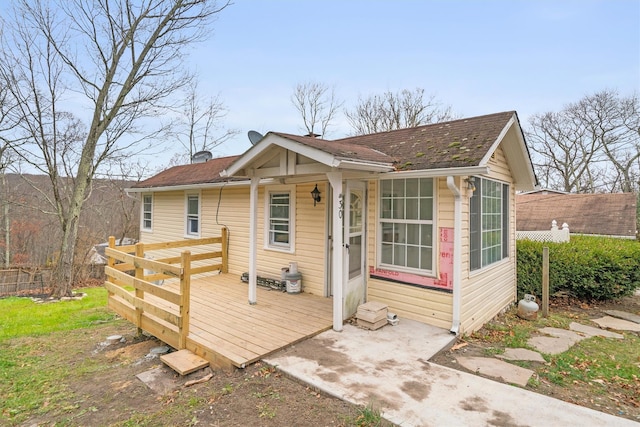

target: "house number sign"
[338,193,344,219]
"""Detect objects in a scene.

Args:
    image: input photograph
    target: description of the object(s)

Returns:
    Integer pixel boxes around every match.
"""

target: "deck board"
[113,273,333,369]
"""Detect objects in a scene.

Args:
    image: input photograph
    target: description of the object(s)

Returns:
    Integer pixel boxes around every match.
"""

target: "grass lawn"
[0,288,389,426]
[0,287,118,423]
[0,287,116,342]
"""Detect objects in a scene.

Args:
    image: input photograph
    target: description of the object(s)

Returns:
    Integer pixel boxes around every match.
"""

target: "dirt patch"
[103,339,159,363]
[460,395,488,412]
[13,321,393,426]
[400,380,429,401]
[429,293,640,422]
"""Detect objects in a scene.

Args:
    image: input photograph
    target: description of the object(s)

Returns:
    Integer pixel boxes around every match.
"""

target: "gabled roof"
[273,132,394,164]
[221,131,396,178]
[130,155,240,191]
[337,111,518,170]
[131,111,538,191]
[516,192,638,238]
[222,111,537,190]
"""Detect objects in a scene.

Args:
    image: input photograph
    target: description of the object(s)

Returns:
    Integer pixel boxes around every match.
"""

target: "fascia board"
[125,179,259,194]
[270,137,339,166]
[479,115,515,166]
[220,135,278,177]
[378,166,490,179]
[222,134,337,177]
[334,159,395,172]
[477,113,537,191]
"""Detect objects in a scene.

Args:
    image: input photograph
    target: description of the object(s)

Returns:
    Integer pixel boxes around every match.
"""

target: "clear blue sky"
[182,0,639,161]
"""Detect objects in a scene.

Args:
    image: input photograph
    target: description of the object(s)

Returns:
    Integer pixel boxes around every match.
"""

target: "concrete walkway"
[264,318,639,427]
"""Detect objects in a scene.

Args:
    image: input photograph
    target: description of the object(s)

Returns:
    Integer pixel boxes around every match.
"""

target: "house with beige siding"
[127,111,537,336]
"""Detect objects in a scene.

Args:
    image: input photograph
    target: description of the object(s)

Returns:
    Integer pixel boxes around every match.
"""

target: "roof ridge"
[334,110,516,143]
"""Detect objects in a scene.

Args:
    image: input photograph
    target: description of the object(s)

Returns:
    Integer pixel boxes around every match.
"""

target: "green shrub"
[517,236,640,301]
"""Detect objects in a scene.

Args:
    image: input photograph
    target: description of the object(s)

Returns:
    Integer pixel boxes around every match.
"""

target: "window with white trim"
[266,188,295,251]
[379,177,434,272]
[186,194,200,237]
[469,177,509,271]
[142,194,153,231]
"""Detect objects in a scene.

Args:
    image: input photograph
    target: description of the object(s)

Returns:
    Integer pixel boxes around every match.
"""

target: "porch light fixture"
[465,176,476,192]
[311,184,321,206]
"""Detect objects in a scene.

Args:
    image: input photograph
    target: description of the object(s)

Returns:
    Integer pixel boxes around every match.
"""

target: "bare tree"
[526,110,602,192]
[345,88,456,135]
[593,91,640,193]
[527,89,640,193]
[0,62,23,268]
[0,0,230,297]
[291,81,343,138]
[177,79,239,163]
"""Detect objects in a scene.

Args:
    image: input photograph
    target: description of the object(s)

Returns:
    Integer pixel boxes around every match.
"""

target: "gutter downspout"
[446,176,462,335]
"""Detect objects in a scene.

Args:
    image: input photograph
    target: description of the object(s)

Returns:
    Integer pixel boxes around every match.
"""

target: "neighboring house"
[127,111,537,335]
[517,191,638,239]
[88,238,138,265]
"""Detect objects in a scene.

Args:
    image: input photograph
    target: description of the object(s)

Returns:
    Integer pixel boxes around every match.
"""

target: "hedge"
[517,236,640,301]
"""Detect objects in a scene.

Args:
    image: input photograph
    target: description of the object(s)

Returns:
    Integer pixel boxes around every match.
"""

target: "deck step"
[160,349,210,375]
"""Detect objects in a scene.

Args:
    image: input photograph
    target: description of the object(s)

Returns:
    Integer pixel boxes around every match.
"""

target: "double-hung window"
[142,194,153,231]
[469,178,509,271]
[379,177,434,273]
[186,194,200,237]
[266,187,295,251]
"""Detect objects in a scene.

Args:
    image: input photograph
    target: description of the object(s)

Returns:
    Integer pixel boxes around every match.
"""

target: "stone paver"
[528,336,573,354]
[570,322,624,339]
[455,356,534,387]
[592,316,640,332]
[496,348,546,363]
[604,310,640,324]
[538,327,583,340]
[528,327,584,354]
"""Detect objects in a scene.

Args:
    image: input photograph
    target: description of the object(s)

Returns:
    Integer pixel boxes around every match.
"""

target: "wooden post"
[542,246,549,318]
[134,242,145,335]
[107,236,116,268]
[221,227,228,273]
[179,251,191,349]
[107,236,115,292]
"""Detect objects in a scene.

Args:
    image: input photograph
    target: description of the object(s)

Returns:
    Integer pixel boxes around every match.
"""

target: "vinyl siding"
[204,186,250,278]
[137,134,521,332]
[459,144,518,333]
[366,178,454,329]
[140,182,327,296]
[139,189,233,276]
[255,182,327,296]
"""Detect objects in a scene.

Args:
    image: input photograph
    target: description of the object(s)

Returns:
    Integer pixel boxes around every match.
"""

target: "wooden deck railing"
[104,228,228,350]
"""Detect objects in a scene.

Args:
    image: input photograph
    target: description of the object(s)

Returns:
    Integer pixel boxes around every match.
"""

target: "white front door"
[343,181,366,318]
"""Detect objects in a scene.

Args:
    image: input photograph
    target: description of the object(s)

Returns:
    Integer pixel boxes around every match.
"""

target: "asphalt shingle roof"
[132,155,240,189]
[335,111,516,170]
[516,192,638,238]
[132,111,519,188]
[272,132,395,164]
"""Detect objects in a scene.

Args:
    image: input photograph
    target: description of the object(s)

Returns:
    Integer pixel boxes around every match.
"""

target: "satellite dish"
[192,150,213,163]
[248,130,264,145]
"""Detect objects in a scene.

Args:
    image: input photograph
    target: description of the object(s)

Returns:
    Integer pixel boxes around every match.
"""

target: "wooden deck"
[109,273,333,369]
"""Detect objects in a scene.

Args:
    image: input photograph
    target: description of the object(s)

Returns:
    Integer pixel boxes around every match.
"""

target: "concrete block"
[357,317,387,330]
